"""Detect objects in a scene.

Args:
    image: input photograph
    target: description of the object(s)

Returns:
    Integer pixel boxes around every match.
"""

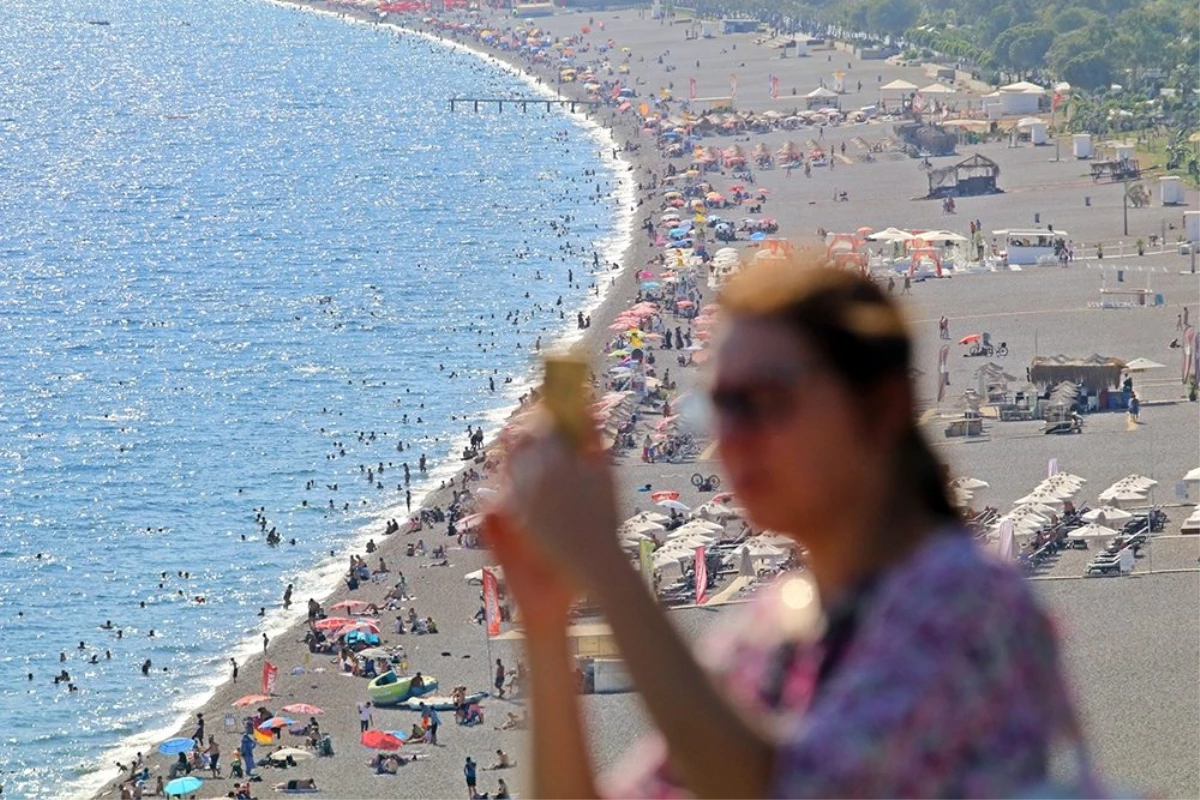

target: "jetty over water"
[448,97,601,113]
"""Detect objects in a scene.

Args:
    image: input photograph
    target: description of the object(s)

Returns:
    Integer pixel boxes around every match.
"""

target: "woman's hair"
[721,249,959,523]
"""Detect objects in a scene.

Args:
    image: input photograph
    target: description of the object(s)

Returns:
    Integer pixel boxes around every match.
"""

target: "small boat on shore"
[367,671,438,707]
[397,691,488,711]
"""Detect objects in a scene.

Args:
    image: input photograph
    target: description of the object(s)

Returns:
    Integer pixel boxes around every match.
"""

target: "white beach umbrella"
[1018,502,1060,517]
[756,533,796,548]
[995,520,1016,561]
[1098,481,1151,503]
[950,477,989,490]
[1183,467,1200,483]
[1070,522,1121,539]
[1015,491,1064,506]
[739,542,787,563]
[996,516,1042,534]
[1009,506,1051,523]
[1082,506,1134,524]
[657,498,693,512]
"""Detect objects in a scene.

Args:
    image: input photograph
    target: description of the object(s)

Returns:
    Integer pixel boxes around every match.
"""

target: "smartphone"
[542,354,591,450]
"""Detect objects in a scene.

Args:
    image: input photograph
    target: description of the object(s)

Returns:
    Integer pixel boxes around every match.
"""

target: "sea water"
[0,1,628,796]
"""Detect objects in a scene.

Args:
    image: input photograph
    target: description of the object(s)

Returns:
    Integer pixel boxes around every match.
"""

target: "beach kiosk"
[1160,176,1185,206]
[1073,134,1093,159]
[993,228,1067,266]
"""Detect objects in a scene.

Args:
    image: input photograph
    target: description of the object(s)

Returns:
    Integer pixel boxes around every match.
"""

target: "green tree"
[1061,51,1113,91]
[1005,25,1055,75]
[865,0,922,37]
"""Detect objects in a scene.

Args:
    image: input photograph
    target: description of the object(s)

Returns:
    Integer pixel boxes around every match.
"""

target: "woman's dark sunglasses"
[708,368,810,429]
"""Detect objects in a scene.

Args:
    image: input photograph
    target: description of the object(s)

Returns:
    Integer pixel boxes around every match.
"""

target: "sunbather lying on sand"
[273,777,318,792]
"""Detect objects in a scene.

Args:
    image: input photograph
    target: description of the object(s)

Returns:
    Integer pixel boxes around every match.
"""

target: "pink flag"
[262,661,278,695]
[482,568,501,637]
[689,77,696,100]
[694,547,707,604]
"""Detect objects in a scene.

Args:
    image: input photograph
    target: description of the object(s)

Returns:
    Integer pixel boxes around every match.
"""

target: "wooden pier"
[448,97,601,113]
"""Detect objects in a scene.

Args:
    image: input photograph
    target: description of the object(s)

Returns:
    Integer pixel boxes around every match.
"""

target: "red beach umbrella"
[958,333,982,345]
[651,490,680,502]
[313,617,353,631]
[329,600,370,614]
[361,730,404,751]
[232,694,271,708]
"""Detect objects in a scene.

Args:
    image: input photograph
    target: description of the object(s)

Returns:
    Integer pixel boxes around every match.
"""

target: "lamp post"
[1122,175,1129,237]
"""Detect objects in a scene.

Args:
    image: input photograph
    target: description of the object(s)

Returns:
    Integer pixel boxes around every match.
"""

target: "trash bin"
[1117,269,1124,282]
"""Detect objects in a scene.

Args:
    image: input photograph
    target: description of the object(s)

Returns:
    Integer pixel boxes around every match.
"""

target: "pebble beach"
[91,3,1200,800]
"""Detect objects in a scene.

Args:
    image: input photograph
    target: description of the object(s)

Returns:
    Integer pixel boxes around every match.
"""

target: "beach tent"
[918,83,955,95]
[880,79,917,106]
[805,86,839,109]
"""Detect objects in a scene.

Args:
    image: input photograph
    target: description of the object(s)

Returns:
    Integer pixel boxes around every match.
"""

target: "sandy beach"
[97,4,1199,800]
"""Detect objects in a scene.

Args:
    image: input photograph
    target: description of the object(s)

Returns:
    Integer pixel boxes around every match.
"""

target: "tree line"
[684,0,1198,94]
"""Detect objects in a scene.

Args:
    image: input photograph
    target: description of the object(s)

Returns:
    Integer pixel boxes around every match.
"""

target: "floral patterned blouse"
[601,531,1090,799]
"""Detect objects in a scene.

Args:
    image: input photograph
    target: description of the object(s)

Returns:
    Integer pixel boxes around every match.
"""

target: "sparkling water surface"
[0,1,621,796]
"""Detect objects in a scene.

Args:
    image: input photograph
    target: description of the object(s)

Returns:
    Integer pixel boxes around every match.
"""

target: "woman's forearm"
[526,623,598,799]
[590,548,774,799]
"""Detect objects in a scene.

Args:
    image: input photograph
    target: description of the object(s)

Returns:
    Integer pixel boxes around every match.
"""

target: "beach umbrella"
[1018,502,1060,517]
[158,738,196,756]
[1070,523,1121,539]
[269,748,315,762]
[336,621,380,637]
[657,499,691,512]
[456,513,485,531]
[958,333,982,345]
[313,617,353,631]
[355,648,392,661]
[651,490,680,501]
[1183,467,1200,482]
[232,694,272,708]
[361,730,404,750]
[280,703,325,716]
[950,477,989,490]
[258,716,296,731]
[1015,491,1063,506]
[164,777,203,797]
[749,232,767,242]
[330,599,371,614]
[1082,506,1134,524]
[995,520,1016,561]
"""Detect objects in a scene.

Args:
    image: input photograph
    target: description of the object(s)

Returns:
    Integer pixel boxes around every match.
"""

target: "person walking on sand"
[464,756,478,799]
[358,701,373,732]
[230,658,238,683]
[239,725,257,777]
[206,736,220,778]
[420,702,440,744]
[494,658,507,699]
[283,583,292,610]
[902,274,911,294]
[192,712,205,745]
[262,632,269,652]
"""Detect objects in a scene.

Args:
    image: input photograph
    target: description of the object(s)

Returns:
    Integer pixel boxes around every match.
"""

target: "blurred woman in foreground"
[486,257,1095,798]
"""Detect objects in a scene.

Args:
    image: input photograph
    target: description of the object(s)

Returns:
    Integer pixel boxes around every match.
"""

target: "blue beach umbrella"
[165,776,203,796]
[641,281,661,289]
[668,227,689,238]
[749,232,768,241]
[157,737,195,756]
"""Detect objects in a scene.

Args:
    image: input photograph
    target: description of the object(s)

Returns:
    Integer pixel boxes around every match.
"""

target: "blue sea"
[0,1,628,796]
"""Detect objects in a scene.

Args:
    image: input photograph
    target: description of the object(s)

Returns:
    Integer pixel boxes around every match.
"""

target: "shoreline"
[90,4,662,799]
